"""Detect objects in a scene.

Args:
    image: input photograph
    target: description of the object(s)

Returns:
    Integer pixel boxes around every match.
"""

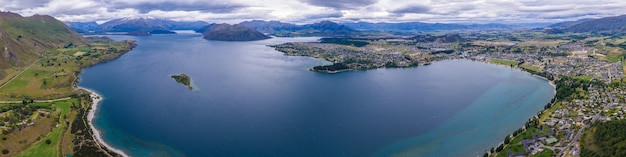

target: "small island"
[171,73,192,90]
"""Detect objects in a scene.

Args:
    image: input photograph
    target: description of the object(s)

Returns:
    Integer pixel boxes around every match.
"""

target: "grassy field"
[520,63,542,73]
[495,127,553,157]
[0,99,76,157]
[12,99,75,157]
[0,39,134,100]
[490,58,519,67]
[575,75,594,81]
[533,149,555,157]
[538,102,563,123]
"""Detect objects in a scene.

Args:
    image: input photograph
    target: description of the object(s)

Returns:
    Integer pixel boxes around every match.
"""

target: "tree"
[496,144,504,152]
[2,149,8,154]
[45,139,52,145]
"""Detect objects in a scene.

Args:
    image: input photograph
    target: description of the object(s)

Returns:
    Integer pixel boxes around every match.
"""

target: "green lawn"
[575,75,594,81]
[533,149,555,157]
[606,56,623,63]
[520,64,542,73]
[495,125,555,157]
[490,58,519,67]
[1,79,29,90]
[14,99,75,157]
[0,39,134,100]
[14,124,62,157]
[539,102,562,123]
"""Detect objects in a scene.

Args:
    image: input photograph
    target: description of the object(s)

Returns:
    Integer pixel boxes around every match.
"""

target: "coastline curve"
[81,87,131,157]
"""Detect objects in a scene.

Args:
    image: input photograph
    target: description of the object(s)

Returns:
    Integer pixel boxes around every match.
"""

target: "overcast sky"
[1,0,625,24]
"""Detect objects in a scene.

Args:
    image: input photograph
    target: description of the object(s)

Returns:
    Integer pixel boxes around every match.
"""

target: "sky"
[1,0,625,24]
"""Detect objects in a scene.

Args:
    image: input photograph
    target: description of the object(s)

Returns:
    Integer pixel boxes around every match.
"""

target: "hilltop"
[0,12,86,79]
[196,24,270,41]
[64,21,99,33]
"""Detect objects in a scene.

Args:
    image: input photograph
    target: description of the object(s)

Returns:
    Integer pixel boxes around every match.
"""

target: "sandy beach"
[81,87,130,157]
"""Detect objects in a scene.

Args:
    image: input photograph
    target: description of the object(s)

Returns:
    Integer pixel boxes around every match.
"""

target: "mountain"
[548,18,595,29]
[167,21,210,30]
[98,17,171,32]
[239,20,357,37]
[341,22,522,31]
[66,17,209,35]
[560,15,626,33]
[238,20,298,33]
[0,12,87,79]
[65,21,99,33]
[196,24,270,41]
[302,21,356,36]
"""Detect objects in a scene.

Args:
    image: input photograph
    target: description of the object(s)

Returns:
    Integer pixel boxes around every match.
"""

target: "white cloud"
[1,0,625,24]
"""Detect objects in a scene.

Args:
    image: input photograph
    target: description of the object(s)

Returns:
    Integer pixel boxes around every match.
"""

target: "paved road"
[0,97,72,104]
[558,97,607,157]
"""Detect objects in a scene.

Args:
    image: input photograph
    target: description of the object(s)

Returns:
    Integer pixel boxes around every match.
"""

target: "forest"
[581,119,626,157]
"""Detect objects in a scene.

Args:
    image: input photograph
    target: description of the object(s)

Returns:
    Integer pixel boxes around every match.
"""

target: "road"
[557,95,608,157]
[0,97,72,104]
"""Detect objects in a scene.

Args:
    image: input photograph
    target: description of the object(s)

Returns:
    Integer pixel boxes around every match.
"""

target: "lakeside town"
[271,34,626,157]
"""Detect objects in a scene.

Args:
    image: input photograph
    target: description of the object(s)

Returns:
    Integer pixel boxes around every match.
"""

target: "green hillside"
[0,12,135,157]
[0,12,86,80]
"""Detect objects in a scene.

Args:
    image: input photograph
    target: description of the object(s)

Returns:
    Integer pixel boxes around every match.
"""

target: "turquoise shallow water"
[78,33,554,157]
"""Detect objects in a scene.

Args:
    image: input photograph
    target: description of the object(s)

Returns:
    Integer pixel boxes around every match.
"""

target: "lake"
[78,32,554,157]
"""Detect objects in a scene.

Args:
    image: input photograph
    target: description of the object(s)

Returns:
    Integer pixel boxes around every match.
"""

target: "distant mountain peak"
[67,17,209,34]
[239,20,356,37]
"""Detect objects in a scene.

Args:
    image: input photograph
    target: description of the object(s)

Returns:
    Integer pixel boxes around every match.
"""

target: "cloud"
[304,11,344,19]
[18,0,102,16]
[299,0,378,9]
[110,1,248,13]
[516,5,573,13]
[391,5,431,14]
[0,0,49,10]
[1,0,626,24]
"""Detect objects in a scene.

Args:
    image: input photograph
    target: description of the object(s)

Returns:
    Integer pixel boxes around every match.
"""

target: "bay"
[78,33,554,157]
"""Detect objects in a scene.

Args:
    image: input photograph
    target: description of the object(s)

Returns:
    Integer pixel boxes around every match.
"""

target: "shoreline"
[473,59,558,156]
[479,59,557,95]
[80,87,130,157]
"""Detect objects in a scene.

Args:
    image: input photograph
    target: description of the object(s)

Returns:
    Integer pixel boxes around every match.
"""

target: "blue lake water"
[78,33,554,157]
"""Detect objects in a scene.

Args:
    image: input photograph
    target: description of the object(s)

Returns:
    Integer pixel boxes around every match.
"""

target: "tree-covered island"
[170,74,192,90]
